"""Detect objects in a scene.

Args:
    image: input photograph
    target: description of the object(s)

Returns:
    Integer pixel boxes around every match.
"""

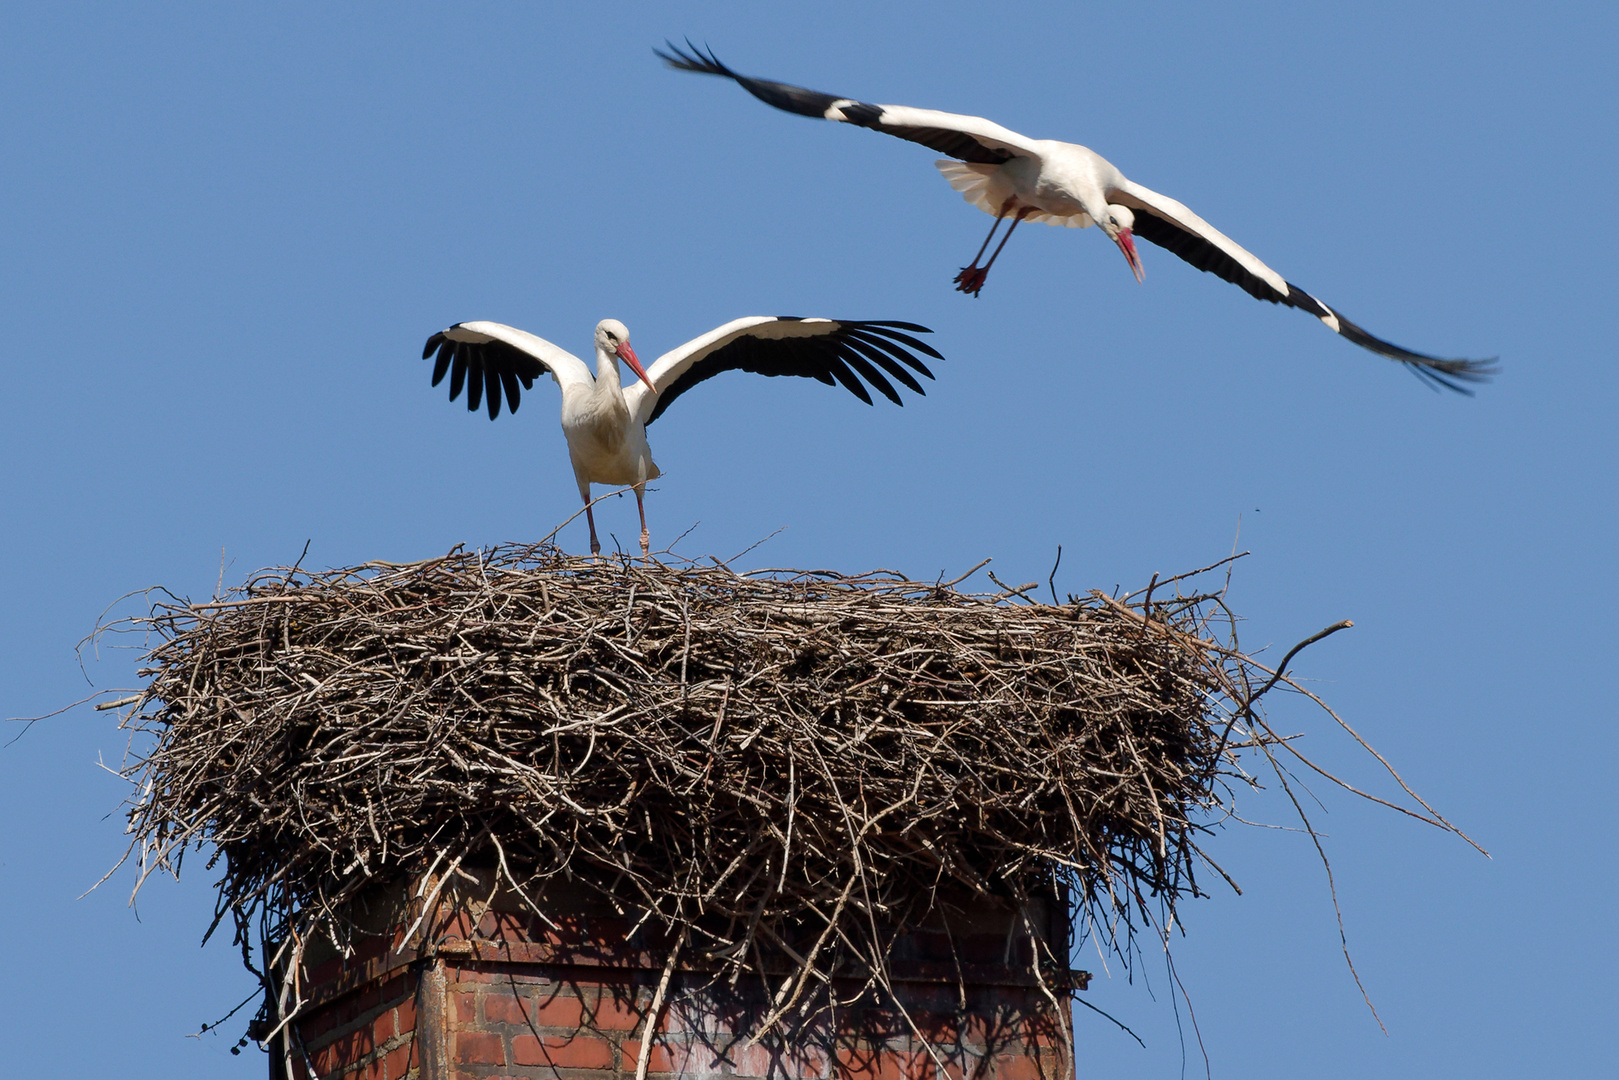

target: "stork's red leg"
[955,198,1017,296]
[966,207,1033,294]
[968,200,1014,265]
[636,486,650,557]
[585,501,601,557]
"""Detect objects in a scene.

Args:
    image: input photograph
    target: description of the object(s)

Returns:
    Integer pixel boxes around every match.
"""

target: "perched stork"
[659,43,1495,393]
[422,316,941,555]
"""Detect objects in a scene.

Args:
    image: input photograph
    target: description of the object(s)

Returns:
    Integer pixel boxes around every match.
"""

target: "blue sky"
[2,2,1613,1076]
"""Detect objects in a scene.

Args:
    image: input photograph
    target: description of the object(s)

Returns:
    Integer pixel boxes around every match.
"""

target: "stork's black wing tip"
[422,332,445,361]
[859,319,935,334]
[655,39,728,77]
[852,321,945,363]
[1333,313,1499,395]
[1407,356,1500,395]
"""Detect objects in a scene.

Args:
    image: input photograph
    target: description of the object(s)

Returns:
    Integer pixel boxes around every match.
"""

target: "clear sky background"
[2,2,1613,1076]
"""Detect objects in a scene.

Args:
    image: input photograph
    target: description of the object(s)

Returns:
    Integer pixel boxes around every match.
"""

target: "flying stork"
[658,43,1495,393]
[422,316,941,556]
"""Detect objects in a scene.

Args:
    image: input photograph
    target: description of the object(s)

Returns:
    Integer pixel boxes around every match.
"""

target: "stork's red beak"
[1116,228,1145,283]
[616,341,654,389]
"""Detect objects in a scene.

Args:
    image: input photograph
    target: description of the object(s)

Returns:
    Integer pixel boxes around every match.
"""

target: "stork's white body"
[930,130,1289,299]
[943,139,1115,228]
[558,351,661,498]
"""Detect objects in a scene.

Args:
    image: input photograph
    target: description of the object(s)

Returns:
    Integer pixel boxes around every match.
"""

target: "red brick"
[316,1038,346,1074]
[483,990,535,1026]
[382,1040,415,1080]
[296,1005,339,1042]
[620,1039,681,1074]
[454,1031,505,1065]
[338,1025,382,1065]
[511,1033,615,1070]
[582,988,641,1031]
[727,1041,776,1076]
[893,1049,945,1080]
[455,991,479,1024]
[907,1011,965,1044]
[394,996,417,1036]
[307,957,343,987]
[530,988,585,1029]
[837,1046,884,1079]
[354,982,384,1018]
[379,972,414,1003]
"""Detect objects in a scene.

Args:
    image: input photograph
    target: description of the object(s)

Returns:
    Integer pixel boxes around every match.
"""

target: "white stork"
[659,43,1495,393]
[422,316,941,555]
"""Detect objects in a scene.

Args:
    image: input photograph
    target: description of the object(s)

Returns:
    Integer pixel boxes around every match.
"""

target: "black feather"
[422,332,445,361]
[500,369,522,413]
[845,329,938,382]
[853,319,933,333]
[853,323,944,362]
[839,347,903,405]
[431,340,452,386]
[844,336,925,395]
[466,356,483,412]
[449,348,467,401]
[484,367,501,419]
[825,357,873,405]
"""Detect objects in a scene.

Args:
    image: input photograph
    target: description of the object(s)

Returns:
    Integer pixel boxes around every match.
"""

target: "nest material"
[112,544,1368,1037]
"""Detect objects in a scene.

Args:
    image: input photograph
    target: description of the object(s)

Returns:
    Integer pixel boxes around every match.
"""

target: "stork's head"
[1103,205,1144,283]
[595,319,653,389]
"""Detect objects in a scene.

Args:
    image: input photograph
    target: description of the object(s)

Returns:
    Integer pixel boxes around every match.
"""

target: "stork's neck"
[593,346,625,394]
[590,345,631,416]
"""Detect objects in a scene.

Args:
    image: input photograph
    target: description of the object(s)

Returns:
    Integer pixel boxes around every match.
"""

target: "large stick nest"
[108,544,1436,1038]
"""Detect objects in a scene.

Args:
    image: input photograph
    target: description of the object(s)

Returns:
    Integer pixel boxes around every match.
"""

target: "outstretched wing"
[657,42,1040,164]
[623,317,942,427]
[422,321,594,420]
[1112,180,1498,394]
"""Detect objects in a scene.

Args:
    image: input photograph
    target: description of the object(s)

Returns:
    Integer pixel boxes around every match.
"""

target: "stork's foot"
[954,266,989,296]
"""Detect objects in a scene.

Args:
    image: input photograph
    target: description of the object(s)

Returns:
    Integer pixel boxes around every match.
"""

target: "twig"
[634,926,687,1080]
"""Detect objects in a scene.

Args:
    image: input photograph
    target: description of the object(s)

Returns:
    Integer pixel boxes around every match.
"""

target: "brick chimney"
[276,869,1080,1080]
